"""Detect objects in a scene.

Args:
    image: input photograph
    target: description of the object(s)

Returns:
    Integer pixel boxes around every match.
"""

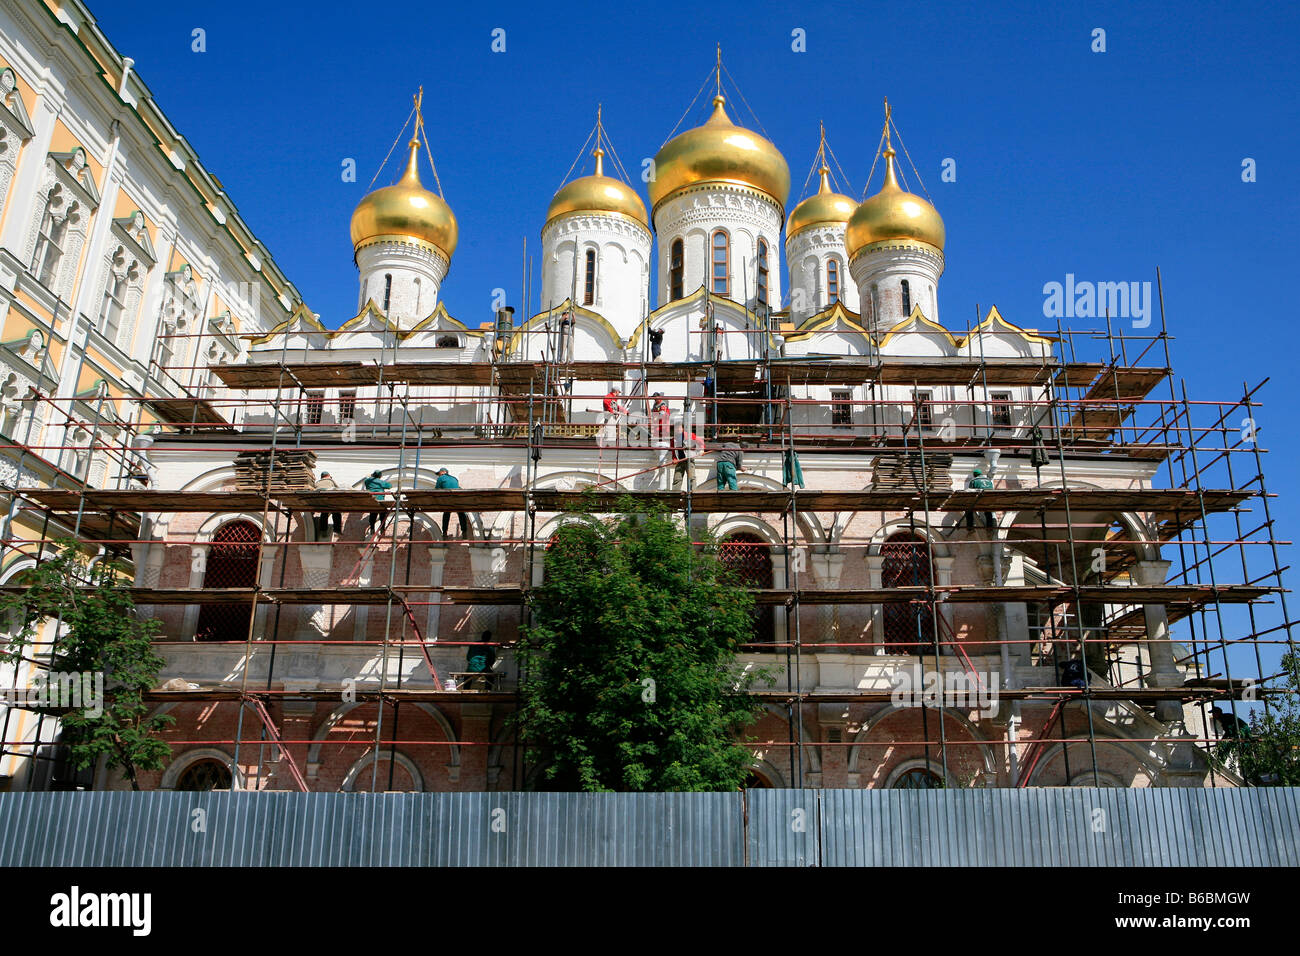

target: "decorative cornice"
[652,181,784,230]
[541,210,653,242]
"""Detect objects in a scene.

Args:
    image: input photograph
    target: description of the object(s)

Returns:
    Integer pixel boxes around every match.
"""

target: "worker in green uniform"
[435,467,470,539]
[363,470,392,535]
[716,441,744,491]
[465,630,497,689]
[965,466,994,531]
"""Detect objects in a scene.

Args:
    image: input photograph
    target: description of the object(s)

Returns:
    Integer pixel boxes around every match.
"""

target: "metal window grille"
[176,759,233,792]
[195,520,261,642]
[881,532,933,654]
[720,532,774,643]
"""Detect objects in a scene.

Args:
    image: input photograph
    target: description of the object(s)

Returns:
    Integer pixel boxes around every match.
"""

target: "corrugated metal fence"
[1,788,1296,866]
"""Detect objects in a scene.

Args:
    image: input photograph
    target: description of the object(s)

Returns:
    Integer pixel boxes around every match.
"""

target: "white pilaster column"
[810,548,845,646]
[296,543,333,640]
[253,543,279,639]
[182,544,208,639]
[425,545,447,642]
[935,555,955,656]
[866,554,885,655]
[468,544,503,637]
[353,553,375,642]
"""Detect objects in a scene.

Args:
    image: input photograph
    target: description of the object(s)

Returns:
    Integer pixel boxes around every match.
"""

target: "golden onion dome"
[350,138,458,262]
[545,148,649,230]
[786,166,856,241]
[649,95,790,214]
[846,147,945,258]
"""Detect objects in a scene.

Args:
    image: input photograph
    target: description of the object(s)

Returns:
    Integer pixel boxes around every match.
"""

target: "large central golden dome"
[351,139,458,262]
[846,147,944,258]
[786,166,856,240]
[545,148,649,230]
[649,95,789,214]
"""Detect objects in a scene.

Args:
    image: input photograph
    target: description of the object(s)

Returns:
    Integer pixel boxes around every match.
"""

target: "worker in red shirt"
[599,387,627,447]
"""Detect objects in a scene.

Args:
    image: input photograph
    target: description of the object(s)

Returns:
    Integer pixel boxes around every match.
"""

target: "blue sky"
[92,0,1299,688]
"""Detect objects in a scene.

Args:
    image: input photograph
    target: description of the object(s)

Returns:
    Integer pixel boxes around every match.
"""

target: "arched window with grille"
[195,520,262,642]
[382,274,392,313]
[711,230,729,297]
[670,238,684,300]
[176,758,233,791]
[893,766,942,789]
[900,279,911,316]
[720,531,774,643]
[583,248,596,305]
[756,238,769,310]
[880,530,934,655]
[827,258,840,305]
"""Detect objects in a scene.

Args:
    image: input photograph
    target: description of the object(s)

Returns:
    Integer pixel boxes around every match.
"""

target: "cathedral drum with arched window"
[880,531,934,655]
[195,520,262,641]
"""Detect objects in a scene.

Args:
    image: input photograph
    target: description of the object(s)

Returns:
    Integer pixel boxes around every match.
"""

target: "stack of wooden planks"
[869,452,953,492]
[233,449,318,493]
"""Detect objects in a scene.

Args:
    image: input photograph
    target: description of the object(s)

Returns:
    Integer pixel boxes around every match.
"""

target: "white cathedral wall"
[653,186,783,310]
[785,225,859,321]
[540,214,651,334]
[356,239,448,325]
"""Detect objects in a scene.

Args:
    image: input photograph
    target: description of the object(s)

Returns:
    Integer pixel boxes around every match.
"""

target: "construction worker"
[314,471,343,540]
[1211,705,1254,779]
[965,466,995,531]
[1212,705,1249,740]
[435,466,470,539]
[600,387,626,446]
[715,440,744,491]
[363,469,392,536]
[649,394,671,446]
[464,630,498,689]
[671,425,705,490]
[649,327,664,361]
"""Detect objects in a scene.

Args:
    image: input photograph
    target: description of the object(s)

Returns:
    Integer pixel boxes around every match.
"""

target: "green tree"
[0,541,173,790]
[516,505,775,791]
[1231,652,1300,786]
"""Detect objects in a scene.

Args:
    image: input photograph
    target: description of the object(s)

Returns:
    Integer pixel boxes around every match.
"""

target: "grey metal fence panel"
[1,788,1296,866]
[817,787,1300,867]
[747,789,819,866]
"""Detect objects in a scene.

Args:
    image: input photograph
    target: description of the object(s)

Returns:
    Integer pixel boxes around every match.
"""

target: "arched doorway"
[881,531,934,655]
[720,531,775,644]
[195,520,261,641]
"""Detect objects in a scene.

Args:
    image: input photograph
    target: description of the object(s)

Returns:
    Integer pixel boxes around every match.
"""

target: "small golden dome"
[786,167,856,240]
[846,147,945,258]
[545,148,649,230]
[649,95,790,214]
[350,138,458,262]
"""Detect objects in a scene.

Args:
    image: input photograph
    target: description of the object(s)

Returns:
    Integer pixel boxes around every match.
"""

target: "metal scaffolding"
[1,290,1295,792]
